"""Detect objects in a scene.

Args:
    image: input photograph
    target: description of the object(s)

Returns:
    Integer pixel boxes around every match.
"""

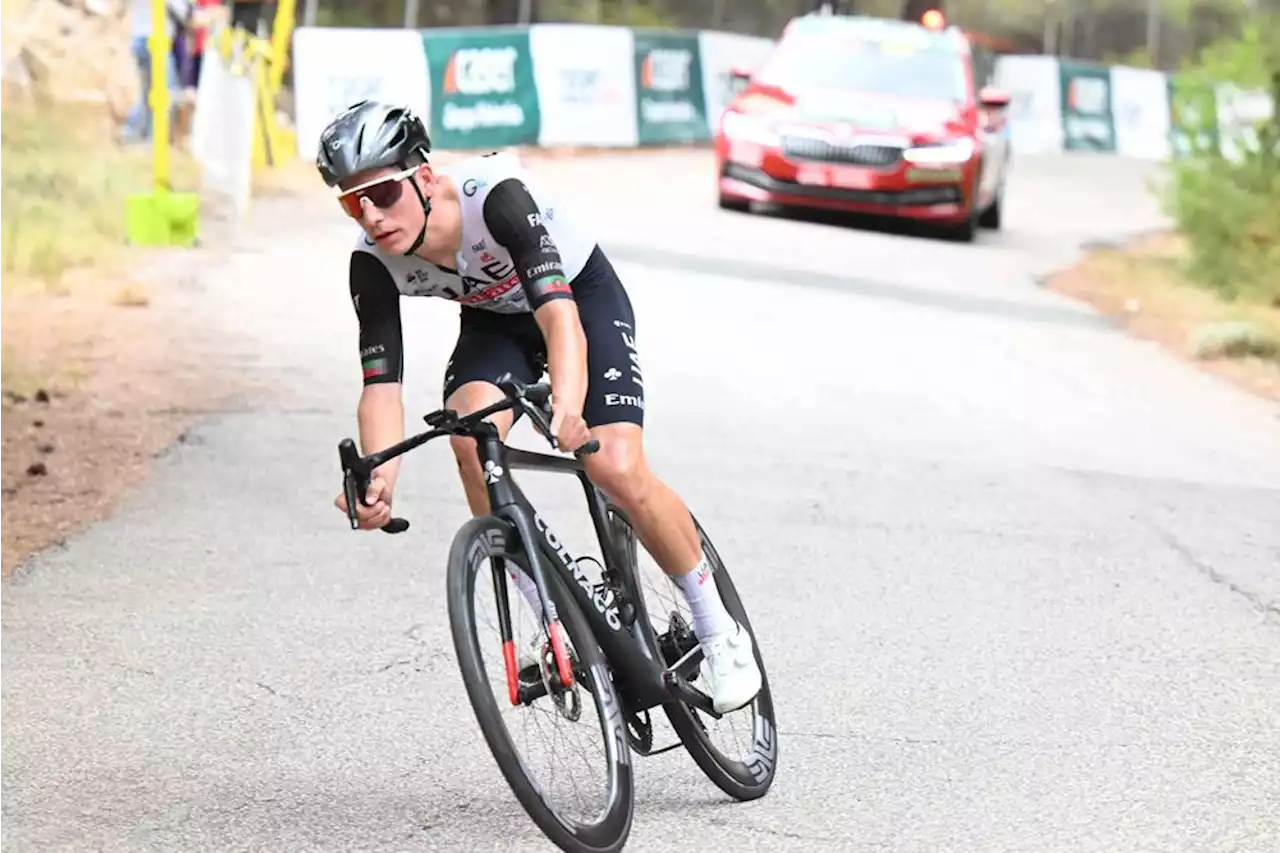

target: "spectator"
[184,0,228,89]
[120,0,191,143]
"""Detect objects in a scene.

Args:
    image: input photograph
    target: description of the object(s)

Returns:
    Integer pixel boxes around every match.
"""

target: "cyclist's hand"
[334,474,393,530]
[549,406,591,454]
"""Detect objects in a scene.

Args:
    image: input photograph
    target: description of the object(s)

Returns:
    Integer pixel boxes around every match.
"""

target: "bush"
[1164,16,1280,308]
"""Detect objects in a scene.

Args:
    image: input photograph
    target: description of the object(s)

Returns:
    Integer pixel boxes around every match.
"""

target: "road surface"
[4,151,1279,852]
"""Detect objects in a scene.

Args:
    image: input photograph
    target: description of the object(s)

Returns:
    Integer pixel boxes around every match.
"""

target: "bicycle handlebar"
[337,374,599,535]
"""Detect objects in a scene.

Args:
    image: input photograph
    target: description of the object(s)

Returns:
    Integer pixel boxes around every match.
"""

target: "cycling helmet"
[317,100,434,256]
[315,100,432,187]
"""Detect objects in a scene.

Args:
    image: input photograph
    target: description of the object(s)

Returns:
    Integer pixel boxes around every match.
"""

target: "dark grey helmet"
[315,100,431,187]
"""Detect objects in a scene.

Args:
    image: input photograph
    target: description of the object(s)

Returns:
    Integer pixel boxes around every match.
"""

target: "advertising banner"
[993,55,1064,154]
[697,31,776,134]
[291,27,431,161]
[1110,65,1172,161]
[530,24,638,147]
[1059,59,1117,152]
[633,29,708,145]
[423,27,540,150]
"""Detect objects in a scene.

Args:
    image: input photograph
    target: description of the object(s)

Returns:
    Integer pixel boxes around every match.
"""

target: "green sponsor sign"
[423,28,540,149]
[633,30,708,145]
[1059,60,1116,152]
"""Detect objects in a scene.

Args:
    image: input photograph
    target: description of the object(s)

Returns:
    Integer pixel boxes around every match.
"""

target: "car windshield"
[754,28,968,103]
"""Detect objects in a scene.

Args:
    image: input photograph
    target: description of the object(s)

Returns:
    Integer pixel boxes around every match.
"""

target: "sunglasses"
[336,165,418,218]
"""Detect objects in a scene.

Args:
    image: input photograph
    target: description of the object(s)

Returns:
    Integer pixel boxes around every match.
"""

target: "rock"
[1,0,139,119]
[34,388,50,403]
[38,442,56,454]
[26,461,48,476]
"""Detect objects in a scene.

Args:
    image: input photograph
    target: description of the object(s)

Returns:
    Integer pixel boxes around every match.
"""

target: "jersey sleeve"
[480,177,574,310]
[349,250,404,385]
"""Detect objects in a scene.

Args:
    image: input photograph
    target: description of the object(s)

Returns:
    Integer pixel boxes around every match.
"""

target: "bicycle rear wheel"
[607,507,779,801]
[447,515,634,853]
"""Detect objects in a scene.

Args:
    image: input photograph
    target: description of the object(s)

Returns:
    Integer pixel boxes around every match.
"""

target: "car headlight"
[721,110,780,147]
[903,137,976,165]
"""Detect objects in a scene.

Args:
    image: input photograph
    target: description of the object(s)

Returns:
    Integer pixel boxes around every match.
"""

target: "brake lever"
[339,438,410,534]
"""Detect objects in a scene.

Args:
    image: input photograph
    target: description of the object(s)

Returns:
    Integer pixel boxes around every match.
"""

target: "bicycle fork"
[475,429,576,704]
[494,506,576,702]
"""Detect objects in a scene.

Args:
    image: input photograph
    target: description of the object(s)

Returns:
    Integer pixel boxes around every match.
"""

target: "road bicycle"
[336,375,778,852]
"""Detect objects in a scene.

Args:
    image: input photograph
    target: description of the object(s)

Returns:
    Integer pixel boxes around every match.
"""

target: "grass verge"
[1,100,197,381]
[1046,231,1280,402]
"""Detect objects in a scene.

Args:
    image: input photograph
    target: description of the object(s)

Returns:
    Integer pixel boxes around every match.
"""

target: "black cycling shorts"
[442,245,645,429]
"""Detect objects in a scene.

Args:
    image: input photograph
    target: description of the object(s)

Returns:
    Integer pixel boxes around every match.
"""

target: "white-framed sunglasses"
[335,165,419,217]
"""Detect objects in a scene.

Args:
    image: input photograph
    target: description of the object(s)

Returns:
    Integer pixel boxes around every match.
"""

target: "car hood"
[737,87,971,143]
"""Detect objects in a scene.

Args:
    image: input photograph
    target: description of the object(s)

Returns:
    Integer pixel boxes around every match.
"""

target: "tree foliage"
[1165,14,1280,306]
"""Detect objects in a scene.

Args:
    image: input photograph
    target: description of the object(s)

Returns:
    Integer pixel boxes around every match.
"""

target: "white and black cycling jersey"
[349,151,598,317]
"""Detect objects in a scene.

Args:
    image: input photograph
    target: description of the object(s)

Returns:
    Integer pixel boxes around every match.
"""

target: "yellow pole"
[268,0,297,94]
[148,0,171,191]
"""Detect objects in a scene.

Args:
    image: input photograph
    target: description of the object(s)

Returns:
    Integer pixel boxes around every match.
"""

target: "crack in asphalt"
[1149,524,1280,621]
[701,812,841,844]
[604,242,1117,330]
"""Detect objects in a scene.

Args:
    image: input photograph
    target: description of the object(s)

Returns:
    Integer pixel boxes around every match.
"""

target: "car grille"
[722,164,963,207]
[781,136,904,167]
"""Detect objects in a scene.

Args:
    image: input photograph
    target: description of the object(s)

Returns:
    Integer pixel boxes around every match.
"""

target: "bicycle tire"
[607,506,779,802]
[447,515,634,853]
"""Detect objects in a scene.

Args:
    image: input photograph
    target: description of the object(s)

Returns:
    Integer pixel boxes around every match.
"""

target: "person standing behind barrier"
[121,0,191,144]
[184,0,227,88]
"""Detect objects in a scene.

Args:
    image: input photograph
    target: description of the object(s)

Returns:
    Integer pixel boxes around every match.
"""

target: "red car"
[714,11,1012,241]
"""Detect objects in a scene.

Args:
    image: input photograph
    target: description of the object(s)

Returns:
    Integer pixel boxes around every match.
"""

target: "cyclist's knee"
[585,427,647,505]
[450,434,482,471]
[445,382,513,473]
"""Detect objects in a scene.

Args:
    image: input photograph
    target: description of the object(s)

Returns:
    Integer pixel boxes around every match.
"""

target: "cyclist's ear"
[414,162,437,194]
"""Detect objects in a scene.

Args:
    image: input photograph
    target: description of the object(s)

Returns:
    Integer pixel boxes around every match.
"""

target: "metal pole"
[302,0,316,26]
[518,0,532,24]
[404,0,418,28]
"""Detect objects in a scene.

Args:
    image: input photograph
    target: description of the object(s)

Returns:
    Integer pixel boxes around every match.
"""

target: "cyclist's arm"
[350,250,406,494]
[481,178,587,419]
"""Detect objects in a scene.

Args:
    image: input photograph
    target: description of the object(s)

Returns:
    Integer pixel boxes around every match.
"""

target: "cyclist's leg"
[443,310,547,640]
[442,309,543,518]
[570,250,761,712]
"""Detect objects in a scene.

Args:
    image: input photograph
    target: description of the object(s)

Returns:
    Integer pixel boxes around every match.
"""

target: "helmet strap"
[402,171,432,257]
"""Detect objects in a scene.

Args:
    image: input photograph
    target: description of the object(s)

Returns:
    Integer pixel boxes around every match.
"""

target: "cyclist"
[318,100,762,715]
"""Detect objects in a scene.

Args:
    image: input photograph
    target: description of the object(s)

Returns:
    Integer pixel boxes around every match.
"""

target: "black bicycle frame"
[472,428,705,716]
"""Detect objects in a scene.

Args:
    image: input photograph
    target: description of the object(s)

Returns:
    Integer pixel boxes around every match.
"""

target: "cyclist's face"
[338,164,435,253]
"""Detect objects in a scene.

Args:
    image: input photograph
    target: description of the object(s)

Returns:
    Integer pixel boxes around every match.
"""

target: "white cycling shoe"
[698,622,762,714]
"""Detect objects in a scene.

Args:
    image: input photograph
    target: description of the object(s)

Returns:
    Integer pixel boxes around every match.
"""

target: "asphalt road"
[4,151,1279,853]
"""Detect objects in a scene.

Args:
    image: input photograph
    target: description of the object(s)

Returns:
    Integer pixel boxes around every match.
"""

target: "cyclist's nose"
[357,196,383,227]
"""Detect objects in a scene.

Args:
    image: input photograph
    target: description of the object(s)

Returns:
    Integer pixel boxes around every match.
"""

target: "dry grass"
[1048,232,1280,401]
[0,103,237,577]
[0,100,199,299]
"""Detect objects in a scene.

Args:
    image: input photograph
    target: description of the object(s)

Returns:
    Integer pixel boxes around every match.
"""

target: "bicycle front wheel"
[447,515,634,853]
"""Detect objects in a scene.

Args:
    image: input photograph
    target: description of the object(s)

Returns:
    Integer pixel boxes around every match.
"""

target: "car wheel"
[946,214,978,242]
[979,180,1004,230]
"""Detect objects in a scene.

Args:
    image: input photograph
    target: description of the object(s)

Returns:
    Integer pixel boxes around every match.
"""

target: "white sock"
[507,566,543,618]
[672,556,737,641]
